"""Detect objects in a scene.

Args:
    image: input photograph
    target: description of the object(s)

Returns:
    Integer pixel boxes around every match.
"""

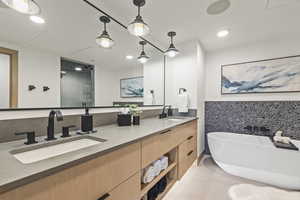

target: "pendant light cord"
[138,6,141,16]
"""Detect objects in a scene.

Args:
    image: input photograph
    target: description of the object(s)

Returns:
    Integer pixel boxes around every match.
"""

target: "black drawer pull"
[187,136,194,140]
[98,193,110,200]
[160,130,171,135]
[187,150,194,156]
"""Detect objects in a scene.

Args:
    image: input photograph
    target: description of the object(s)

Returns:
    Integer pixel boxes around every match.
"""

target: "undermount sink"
[11,136,106,164]
[167,117,185,122]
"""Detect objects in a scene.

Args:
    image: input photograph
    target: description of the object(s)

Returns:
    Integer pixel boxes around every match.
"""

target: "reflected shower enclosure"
[60,58,95,107]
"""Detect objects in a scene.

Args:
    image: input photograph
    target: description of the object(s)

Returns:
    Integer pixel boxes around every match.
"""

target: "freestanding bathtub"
[207,132,300,190]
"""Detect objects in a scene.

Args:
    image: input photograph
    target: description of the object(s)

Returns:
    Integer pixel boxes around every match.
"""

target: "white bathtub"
[207,132,300,190]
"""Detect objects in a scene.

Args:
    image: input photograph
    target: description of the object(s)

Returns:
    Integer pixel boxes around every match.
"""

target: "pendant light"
[96,16,114,49]
[128,0,150,37]
[165,31,179,58]
[138,41,150,64]
[1,0,40,15]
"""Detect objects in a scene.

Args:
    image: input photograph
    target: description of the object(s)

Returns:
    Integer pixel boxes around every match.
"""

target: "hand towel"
[177,92,189,113]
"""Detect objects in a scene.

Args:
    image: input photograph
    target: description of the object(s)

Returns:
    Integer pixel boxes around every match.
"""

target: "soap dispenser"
[79,107,97,134]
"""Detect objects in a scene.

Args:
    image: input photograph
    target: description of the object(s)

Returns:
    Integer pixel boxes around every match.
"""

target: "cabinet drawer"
[104,172,140,200]
[141,129,179,168]
[175,121,197,144]
[178,135,197,162]
[178,147,197,179]
[0,142,141,200]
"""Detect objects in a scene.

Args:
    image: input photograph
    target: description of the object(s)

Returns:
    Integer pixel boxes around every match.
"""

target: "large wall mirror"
[0,0,165,110]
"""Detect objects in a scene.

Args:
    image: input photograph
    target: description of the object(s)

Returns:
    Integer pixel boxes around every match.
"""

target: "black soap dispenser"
[79,107,97,134]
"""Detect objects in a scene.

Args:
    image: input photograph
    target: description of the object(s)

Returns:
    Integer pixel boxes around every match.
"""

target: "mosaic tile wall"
[205,101,300,154]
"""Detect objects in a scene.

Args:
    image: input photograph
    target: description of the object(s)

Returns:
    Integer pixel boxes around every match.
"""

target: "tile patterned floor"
[163,156,265,200]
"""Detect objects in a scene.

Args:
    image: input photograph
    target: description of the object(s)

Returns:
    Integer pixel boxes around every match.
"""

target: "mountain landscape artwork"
[222,55,300,94]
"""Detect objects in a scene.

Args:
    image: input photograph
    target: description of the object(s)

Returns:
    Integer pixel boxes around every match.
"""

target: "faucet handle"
[62,125,76,138]
[15,131,38,145]
[244,125,253,131]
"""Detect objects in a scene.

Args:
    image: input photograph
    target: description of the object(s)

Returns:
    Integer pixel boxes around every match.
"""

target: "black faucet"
[159,105,172,119]
[46,110,63,141]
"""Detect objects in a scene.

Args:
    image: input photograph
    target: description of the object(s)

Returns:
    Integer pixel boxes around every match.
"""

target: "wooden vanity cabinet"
[0,142,141,200]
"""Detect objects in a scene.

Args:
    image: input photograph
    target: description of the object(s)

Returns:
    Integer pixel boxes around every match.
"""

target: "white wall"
[0,41,61,108]
[143,53,164,105]
[165,40,206,155]
[0,54,10,108]
[205,37,300,101]
[165,41,200,109]
[19,47,60,108]
[95,65,144,106]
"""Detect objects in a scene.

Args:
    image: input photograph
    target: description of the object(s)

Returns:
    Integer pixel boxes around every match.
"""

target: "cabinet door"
[0,142,141,200]
[178,137,197,179]
[178,134,197,162]
[105,172,140,200]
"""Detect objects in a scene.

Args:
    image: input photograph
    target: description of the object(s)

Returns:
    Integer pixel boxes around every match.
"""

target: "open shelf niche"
[140,147,178,199]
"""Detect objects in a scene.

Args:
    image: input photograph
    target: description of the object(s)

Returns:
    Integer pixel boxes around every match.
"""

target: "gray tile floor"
[163,156,264,200]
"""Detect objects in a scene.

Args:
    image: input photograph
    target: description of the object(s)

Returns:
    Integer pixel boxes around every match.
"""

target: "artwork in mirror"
[222,55,300,94]
[0,0,165,110]
[120,77,144,98]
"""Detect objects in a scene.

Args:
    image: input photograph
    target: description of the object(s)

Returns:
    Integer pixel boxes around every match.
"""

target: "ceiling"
[101,0,300,52]
[0,0,300,66]
[0,0,162,70]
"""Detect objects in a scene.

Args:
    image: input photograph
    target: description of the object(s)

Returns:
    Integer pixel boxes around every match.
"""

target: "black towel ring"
[179,88,187,94]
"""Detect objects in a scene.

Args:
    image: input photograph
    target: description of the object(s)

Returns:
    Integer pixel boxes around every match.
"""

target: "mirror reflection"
[0,0,165,109]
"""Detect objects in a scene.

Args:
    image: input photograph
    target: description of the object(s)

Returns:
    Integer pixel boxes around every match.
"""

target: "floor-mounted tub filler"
[208,132,300,190]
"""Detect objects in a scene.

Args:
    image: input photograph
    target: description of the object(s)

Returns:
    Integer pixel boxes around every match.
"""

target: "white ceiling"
[0,0,300,65]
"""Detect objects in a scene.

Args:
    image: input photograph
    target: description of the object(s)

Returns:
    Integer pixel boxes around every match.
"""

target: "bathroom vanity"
[0,117,197,200]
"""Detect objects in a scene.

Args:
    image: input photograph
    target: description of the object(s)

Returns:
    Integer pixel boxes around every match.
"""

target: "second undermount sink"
[167,117,185,122]
[11,136,106,164]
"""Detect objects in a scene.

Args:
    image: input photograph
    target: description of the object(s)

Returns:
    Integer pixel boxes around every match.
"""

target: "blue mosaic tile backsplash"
[205,101,300,154]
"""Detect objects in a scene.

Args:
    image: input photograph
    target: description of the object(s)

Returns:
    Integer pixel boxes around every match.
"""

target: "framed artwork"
[221,55,300,94]
[120,76,144,98]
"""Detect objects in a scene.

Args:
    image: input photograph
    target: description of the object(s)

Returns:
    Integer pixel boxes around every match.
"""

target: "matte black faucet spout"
[46,110,63,141]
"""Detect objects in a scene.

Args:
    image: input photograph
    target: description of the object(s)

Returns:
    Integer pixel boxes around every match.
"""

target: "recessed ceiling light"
[126,55,134,60]
[30,15,45,24]
[217,29,229,38]
[75,67,82,71]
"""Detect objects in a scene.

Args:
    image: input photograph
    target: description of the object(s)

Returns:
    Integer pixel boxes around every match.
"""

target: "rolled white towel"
[275,130,283,137]
[153,159,162,176]
[142,165,155,184]
[160,156,169,170]
[273,136,291,144]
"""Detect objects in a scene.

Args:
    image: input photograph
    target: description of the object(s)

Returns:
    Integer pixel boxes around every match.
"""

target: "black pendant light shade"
[165,31,179,58]
[128,0,150,37]
[96,16,114,48]
[138,41,150,64]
